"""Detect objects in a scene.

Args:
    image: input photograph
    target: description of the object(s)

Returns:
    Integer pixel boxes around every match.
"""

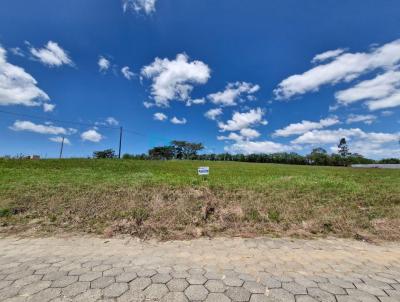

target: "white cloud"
[153,112,167,121]
[208,82,260,106]
[218,108,266,132]
[122,0,156,14]
[143,101,154,108]
[312,48,346,63]
[274,39,400,99]
[9,47,25,57]
[186,98,205,106]
[170,117,187,124]
[217,132,243,142]
[98,56,110,72]
[292,128,398,145]
[141,53,211,107]
[334,70,400,110]
[381,110,394,116]
[81,129,103,142]
[225,140,296,155]
[10,120,75,135]
[273,117,340,137]
[121,66,135,80]
[30,41,73,67]
[43,103,56,112]
[346,114,376,125]
[240,128,261,139]
[106,117,119,126]
[0,46,52,109]
[204,108,222,120]
[49,136,71,145]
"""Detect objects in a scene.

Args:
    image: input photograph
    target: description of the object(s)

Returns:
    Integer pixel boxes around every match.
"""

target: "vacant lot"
[1,159,399,241]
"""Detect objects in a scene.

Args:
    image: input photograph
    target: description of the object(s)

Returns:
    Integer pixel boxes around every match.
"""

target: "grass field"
[1,159,400,241]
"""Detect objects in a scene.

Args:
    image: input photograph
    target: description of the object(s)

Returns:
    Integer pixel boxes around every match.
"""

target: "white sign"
[198,167,209,175]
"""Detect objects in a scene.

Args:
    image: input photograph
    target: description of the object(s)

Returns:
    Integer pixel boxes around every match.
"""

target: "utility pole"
[59,136,65,159]
[118,127,123,159]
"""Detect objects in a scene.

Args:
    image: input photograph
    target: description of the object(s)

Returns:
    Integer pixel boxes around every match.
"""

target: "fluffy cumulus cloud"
[153,112,167,121]
[225,140,295,155]
[30,41,73,67]
[43,103,56,112]
[106,117,119,126]
[292,128,398,145]
[10,120,76,135]
[141,53,211,107]
[274,39,400,100]
[170,116,187,124]
[311,48,346,63]
[208,82,260,106]
[335,70,400,110]
[218,108,267,132]
[49,136,71,145]
[273,117,340,137]
[346,114,376,125]
[204,108,223,120]
[0,46,53,111]
[217,128,261,142]
[122,0,156,14]
[121,66,135,80]
[98,56,110,72]
[186,98,205,106]
[81,129,103,142]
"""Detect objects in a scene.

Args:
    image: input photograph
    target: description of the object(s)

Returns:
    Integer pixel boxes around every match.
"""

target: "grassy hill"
[1,159,399,241]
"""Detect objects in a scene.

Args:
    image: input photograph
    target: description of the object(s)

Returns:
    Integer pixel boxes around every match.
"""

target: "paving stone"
[282,282,307,295]
[74,288,103,302]
[26,288,61,302]
[104,282,129,298]
[157,267,173,274]
[187,274,207,285]
[167,278,189,291]
[259,276,281,289]
[306,287,336,302]
[268,288,295,302]
[355,282,388,296]
[79,272,102,282]
[151,273,172,284]
[172,271,190,279]
[318,282,347,295]
[12,275,42,287]
[0,285,21,300]
[161,292,189,302]
[294,278,318,288]
[185,284,209,300]
[379,297,400,302]
[205,279,226,293]
[295,295,318,302]
[328,278,355,289]
[244,281,265,294]
[116,272,137,282]
[204,271,223,280]
[19,281,52,295]
[250,294,276,302]
[206,293,232,302]
[226,287,252,301]
[0,280,13,290]
[61,281,90,297]
[42,271,67,281]
[51,275,78,287]
[90,276,115,289]
[103,267,124,277]
[143,283,169,300]
[188,268,205,275]
[239,274,256,282]
[129,277,151,290]
[345,289,381,301]
[224,277,245,287]
[136,269,157,277]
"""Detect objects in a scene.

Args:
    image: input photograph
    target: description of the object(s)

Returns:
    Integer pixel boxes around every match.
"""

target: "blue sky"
[0,0,399,159]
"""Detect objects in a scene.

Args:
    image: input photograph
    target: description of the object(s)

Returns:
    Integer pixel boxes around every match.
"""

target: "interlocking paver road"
[0,236,399,301]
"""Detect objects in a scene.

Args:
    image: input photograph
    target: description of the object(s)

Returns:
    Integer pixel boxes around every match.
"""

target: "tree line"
[93,138,400,166]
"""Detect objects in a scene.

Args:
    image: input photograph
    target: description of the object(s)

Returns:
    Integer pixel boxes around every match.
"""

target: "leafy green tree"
[171,141,204,159]
[93,149,116,159]
[148,146,175,160]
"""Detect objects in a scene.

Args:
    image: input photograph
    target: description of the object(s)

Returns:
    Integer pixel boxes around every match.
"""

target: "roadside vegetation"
[1,159,399,241]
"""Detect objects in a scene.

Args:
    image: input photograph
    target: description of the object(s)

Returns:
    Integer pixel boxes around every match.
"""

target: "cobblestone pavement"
[0,236,399,301]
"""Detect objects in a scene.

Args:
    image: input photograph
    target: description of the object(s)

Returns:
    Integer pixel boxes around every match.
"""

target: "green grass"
[1,159,399,241]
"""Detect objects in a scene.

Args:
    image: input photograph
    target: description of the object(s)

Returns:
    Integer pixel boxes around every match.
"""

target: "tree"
[307,148,329,166]
[337,138,350,166]
[171,141,204,159]
[148,146,175,160]
[93,149,115,159]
